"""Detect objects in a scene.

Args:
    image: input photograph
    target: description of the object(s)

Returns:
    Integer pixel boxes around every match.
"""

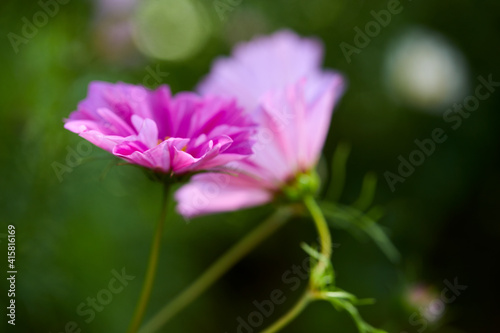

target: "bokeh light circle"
[132,0,211,61]
[384,28,469,112]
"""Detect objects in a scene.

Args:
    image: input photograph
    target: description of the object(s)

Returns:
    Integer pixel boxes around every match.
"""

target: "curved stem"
[303,195,332,278]
[261,290,313,333]
[127,183,171,333]
[260,196,332,332]
[138,206,295,333]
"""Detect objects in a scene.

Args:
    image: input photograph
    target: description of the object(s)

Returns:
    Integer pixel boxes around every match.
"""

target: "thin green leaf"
[327,298,388,333]
[300,242,335,289]
[328,142,351,202]
[352,172,378,212]
[321,202,400,263]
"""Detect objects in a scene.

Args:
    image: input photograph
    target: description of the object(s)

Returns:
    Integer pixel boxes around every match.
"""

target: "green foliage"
[327,142,351,202]
[322,143,400,263]
[301,244,387,333]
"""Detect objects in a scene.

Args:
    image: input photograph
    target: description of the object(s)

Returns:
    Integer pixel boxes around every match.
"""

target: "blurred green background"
[1,0,499,332]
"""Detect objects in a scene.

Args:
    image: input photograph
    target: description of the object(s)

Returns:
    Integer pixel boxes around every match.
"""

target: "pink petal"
[304,72,346,166]
[175,173,273,218]
[96,107,135,136]
[131,115,159,149]
[113,148,155,169]
[198,30,324,113]
[79,130,126,153]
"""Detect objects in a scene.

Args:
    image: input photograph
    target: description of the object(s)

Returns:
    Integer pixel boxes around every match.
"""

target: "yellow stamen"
[157,136,187,152]
[157,136,171,145]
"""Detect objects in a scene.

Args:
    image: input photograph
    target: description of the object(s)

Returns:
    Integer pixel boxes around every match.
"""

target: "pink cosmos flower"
[64,82,255,175]
[175,30,345,217]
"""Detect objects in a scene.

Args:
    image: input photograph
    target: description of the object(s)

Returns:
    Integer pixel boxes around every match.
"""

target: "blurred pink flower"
[176,30,345,217]
[64,82,255,175]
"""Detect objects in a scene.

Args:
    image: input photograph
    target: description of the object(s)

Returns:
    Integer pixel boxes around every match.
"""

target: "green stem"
[303,195,332,278]
[138,206,295,333]
[261,291,313,333]
[127,183,171,333]
[259,196,333,333]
